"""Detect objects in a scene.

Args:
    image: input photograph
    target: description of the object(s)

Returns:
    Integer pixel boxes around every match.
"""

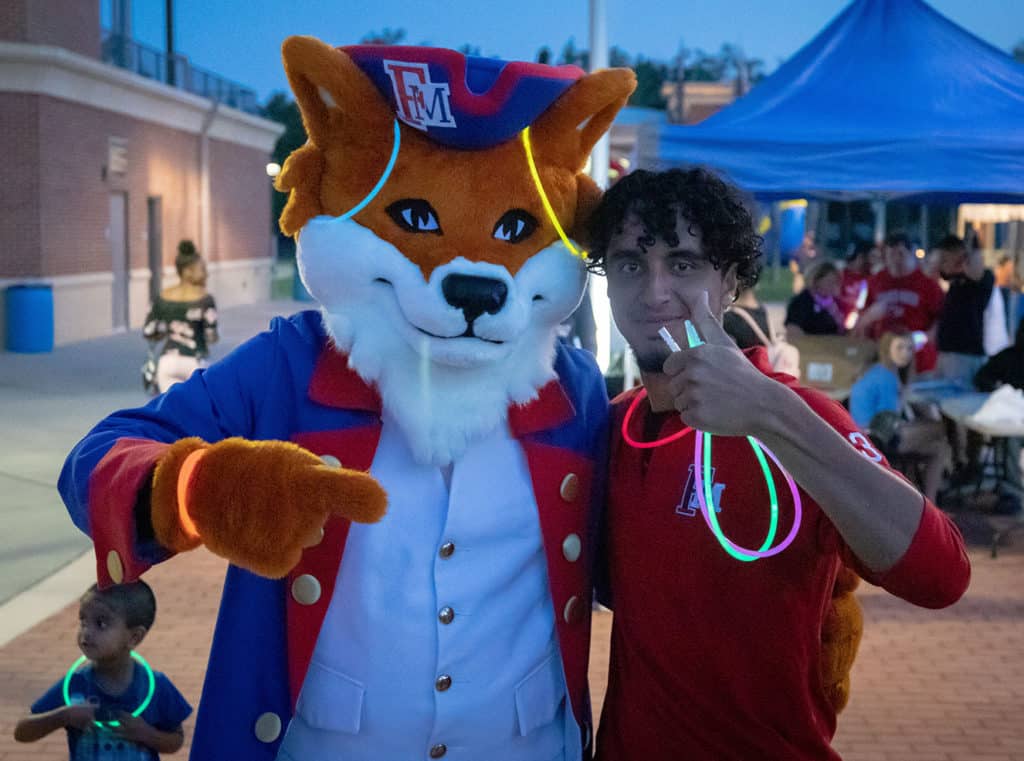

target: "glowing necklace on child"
[62,650,155,730]
[620,322,803,561]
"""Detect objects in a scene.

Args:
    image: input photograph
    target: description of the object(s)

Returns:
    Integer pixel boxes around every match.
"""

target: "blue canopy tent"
[637,0,1024,203]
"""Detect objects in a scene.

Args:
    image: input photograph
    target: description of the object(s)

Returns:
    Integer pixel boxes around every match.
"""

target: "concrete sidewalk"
[0,299,309,615]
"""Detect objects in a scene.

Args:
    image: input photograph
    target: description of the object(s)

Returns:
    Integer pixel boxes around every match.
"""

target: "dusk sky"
[105,0,1022,103]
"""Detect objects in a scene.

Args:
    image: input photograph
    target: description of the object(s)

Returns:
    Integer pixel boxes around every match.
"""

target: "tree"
[631,58,667,109]
[535,46,552,64]
[263,92,307,240]
[360,27,406,45]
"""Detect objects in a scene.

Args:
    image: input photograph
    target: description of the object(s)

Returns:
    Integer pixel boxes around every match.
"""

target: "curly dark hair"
[585,168,762,292]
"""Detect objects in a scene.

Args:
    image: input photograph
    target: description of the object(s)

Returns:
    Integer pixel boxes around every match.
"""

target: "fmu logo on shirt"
[383,60,458,130]
[676,464,725,518]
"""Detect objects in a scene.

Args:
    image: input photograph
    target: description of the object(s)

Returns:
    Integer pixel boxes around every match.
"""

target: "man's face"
[884,243,912,277]
[605,210,737,373]
[938,248,967,280]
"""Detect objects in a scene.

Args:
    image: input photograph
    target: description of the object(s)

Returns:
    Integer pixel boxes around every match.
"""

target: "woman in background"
[849,331,950,503]
[785,259,845,340]
[143,240,219,393]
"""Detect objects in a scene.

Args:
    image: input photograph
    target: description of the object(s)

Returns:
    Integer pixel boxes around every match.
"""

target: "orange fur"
[152,437,387,578]
[820,568,864,713]
[277,37,636,279]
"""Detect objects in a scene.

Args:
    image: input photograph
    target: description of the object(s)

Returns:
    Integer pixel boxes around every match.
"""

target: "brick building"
[0,0,283,346]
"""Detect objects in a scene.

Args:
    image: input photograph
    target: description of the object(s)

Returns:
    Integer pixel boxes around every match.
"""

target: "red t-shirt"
[596,348,970,761]
[839,269,869,320]
[864,269,945,372]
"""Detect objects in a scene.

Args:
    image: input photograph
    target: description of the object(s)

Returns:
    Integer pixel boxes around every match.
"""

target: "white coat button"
[563,595,582,624]
[560,473,580,502]
[320,454,342,468]
[562,533,581,563]
[291,574,321,605]
[254,712,281,743]
[106,551,124,584]
[429,743,447,758]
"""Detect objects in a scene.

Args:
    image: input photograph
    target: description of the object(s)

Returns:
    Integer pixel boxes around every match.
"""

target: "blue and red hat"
[343,45,584,150]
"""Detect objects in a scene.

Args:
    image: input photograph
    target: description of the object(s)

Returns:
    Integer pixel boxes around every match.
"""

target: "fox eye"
[493,209,538,244]
[386,199,442,234]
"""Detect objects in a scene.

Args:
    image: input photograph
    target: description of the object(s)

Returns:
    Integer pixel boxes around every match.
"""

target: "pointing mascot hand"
[149,437,387,578]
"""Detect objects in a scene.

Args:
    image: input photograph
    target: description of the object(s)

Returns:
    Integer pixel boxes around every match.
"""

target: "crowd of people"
[762,230,1024,509]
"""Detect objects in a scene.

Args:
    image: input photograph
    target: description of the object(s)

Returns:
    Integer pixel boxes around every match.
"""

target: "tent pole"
[920,204,929,249]
[873,199,887,243]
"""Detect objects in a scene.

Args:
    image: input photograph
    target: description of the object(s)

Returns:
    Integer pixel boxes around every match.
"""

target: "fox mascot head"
[275,38,635,464]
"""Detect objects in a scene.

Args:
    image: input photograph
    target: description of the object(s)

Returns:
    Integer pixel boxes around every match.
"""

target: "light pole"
[588,0,615,374]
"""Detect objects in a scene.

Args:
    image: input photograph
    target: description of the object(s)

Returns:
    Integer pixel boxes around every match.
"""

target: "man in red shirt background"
[856,231,945,372]
[586,169,970,761]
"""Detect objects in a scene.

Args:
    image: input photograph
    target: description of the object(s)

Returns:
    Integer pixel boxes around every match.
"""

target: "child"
[14,580,192,760]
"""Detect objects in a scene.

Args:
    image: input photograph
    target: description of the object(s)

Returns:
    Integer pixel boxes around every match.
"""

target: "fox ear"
[530,69,636,171]
[281,36,393,147]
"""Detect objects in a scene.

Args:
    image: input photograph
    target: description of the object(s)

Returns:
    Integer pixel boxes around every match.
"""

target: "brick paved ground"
[2,542,1022,760]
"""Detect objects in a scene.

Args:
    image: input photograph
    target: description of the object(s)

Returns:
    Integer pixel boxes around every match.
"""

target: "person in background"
[143,241,219,393]
[14,581,191,759]
[974,319,1024,503]
[784,259,845,340]
[723,284,772,350]
[839,240,874,326]
[994,254,1022,338]
[935,234,1004,387]
[849,332,952,504]
[855,231,944,373]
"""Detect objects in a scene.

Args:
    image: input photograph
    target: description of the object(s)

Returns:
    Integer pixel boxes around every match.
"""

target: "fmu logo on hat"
[344,45,584,149]
[384,60,456,131]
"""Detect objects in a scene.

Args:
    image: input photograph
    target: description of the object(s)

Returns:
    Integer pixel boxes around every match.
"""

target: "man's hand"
[662,290,784,437]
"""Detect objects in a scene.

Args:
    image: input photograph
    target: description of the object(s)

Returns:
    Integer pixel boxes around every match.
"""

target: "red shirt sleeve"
[792,383,971,608]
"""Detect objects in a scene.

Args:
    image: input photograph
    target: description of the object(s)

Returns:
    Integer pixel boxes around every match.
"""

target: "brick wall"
[209,138,274,263]
[37,96,204,277]
[0,94,41,278]
[0,0,100,59]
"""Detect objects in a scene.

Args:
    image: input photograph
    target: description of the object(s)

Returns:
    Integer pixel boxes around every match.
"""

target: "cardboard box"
[790,335,877,398]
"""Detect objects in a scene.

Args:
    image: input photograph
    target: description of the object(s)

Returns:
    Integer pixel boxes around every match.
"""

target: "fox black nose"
[442,274,508,323]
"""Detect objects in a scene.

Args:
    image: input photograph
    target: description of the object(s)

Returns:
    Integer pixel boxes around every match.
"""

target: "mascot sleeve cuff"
[88,437,172,587]
[862,497,971,609]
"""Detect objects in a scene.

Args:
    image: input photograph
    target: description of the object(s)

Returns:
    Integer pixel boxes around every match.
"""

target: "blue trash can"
[5,284,54,353]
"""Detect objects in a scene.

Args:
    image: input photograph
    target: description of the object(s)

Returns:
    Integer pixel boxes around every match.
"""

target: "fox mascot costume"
[59,36,861,761]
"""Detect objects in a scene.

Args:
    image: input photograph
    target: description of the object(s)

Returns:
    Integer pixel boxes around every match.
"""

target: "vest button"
[438,606,455,624]
[562,533,581,562]
[563,595,584,624]
[560,473,580,502]
[429,743,448,758]
[439,541,455,558]
[291,574,322,605]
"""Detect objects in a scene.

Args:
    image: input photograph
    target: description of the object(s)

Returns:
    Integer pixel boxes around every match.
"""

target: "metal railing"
[101,31,261,115]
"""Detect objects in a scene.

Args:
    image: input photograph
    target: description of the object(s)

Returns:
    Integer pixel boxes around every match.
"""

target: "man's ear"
[281,36,394,148]
[530,69,637,171]
[721,265,740,312]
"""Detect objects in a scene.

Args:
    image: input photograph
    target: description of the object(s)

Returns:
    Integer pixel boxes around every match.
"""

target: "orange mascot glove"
[148,437,387,578]
[819,566,864,713]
